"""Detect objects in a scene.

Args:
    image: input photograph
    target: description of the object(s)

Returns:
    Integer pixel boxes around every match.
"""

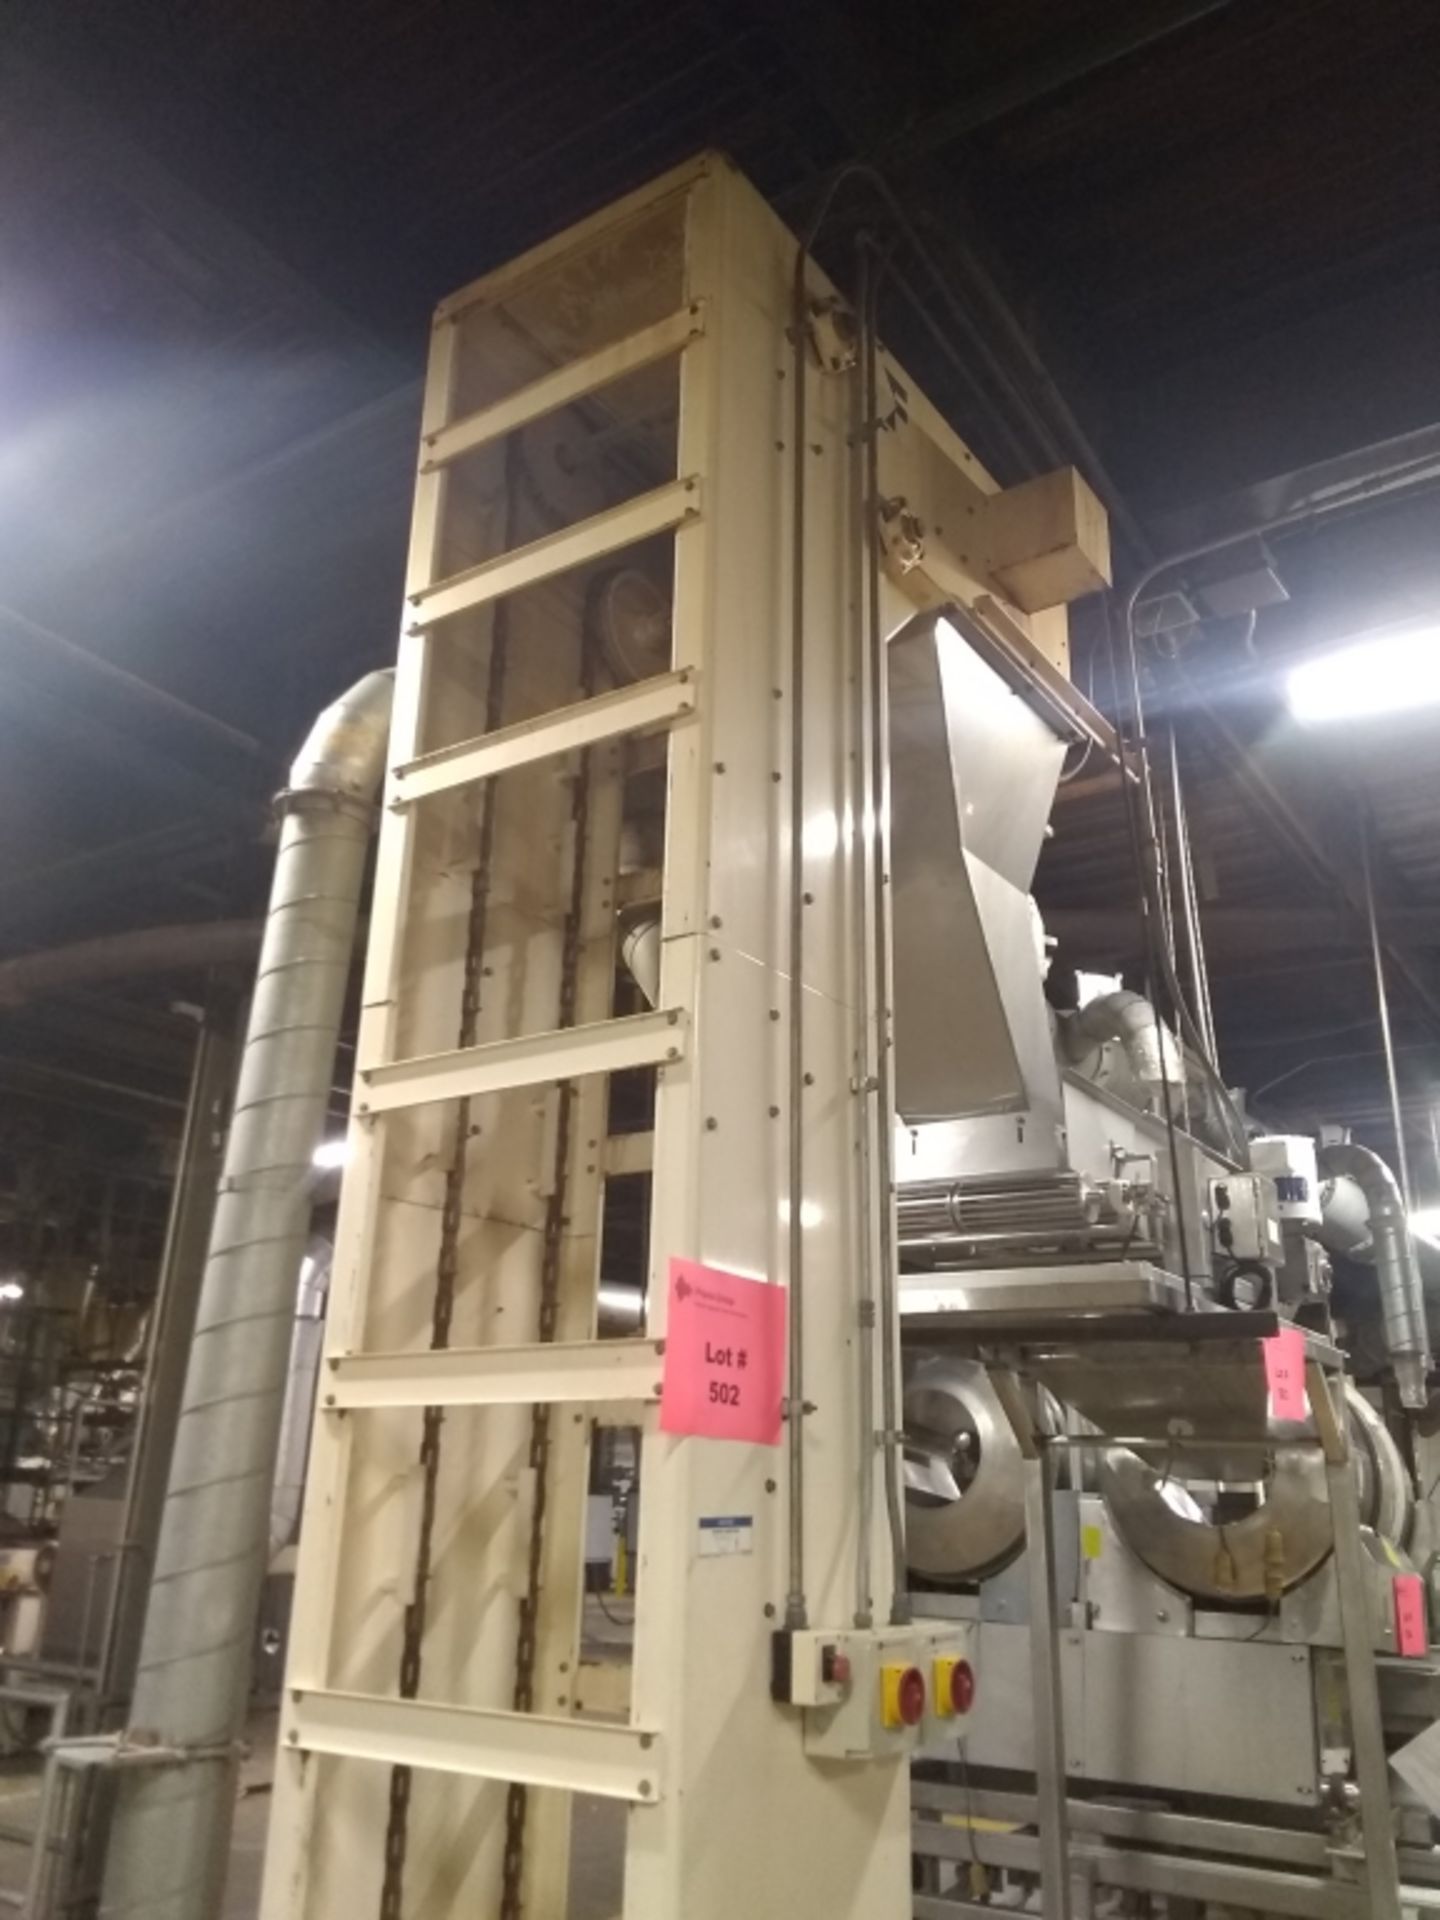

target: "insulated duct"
[270,1239,332,1556]
[1064,988,1185,1106]
[1318,1141,1431,1410]
[101,670,393,1920]
[620,911,661,1007]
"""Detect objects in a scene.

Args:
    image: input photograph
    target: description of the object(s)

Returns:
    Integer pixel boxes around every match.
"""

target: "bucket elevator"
[237,155,1440,1920]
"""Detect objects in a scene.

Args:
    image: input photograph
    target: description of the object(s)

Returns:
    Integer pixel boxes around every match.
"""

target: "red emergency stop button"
[933,1654,976,1716]
[880,1661,926,1728]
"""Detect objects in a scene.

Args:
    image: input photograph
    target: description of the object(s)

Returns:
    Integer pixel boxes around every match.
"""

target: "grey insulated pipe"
[1070,989,1184,1095]
[1318,1141,1432,1411]
[101,670,393,1920]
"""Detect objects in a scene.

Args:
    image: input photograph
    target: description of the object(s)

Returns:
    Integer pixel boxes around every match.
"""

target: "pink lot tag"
[659,1257,786,1447]
[1395,1573,1429,1658]
[1262,1323,1308,1422]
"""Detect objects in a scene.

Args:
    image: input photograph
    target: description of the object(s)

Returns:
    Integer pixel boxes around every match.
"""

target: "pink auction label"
[1262,1324,1308,1422]
[659,1257,786,1446]
[1395,1573,1428,1657]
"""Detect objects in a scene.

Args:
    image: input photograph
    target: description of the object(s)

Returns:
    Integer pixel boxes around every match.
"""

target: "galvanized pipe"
[100,670,393,1920]
[1318,1140,1431,1410]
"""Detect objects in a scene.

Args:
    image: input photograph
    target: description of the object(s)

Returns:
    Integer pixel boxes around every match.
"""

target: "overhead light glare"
[1411,1207,1440,1251]
[1287,630,1440,725]
[312,1138,349,1171]
[1076,969,1124,1006]
[0,1281,24,1303]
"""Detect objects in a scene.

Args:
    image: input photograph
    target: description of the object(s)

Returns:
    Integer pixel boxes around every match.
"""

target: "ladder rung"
[410,478,700,630]
[420,306,704,473]
[358,1008,685,1114]
[285,1689,661,1802]
[392,670,695,807]
[615,866,663,909]
[603,1130,654,1177]
[325,1337,662,1410]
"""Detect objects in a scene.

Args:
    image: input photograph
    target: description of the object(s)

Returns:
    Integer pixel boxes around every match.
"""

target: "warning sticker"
[659,1257,786,1446]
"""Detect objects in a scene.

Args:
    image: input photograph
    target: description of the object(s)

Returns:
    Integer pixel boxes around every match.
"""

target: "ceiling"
[4,0,1440,1202]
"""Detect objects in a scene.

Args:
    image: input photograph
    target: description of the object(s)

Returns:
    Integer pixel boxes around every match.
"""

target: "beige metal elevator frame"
[259,154,913,1919]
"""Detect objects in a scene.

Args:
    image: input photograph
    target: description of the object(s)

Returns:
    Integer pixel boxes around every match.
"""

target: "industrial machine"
[188,153,1440,1920]
[877,574,1439,1919]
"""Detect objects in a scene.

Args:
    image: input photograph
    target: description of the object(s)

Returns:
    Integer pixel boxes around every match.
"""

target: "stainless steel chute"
[887,614,1067,1133]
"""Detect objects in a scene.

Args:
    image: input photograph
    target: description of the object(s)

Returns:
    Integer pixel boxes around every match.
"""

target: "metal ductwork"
[620,911,661,1007]
[271,1239,332,1557]
[1318,1170,1374,1259]
[1064,989,1185,1107]
[1317,1141,1431,1410]
[101,670,393,1920]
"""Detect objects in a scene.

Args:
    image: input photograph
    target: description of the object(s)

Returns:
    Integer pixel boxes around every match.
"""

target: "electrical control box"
[785,1624,976,1761]
[1208,1173,1283,1265]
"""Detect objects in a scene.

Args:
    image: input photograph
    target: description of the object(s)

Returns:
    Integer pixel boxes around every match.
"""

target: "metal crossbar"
[421,307,704,472]
[392,670,695,806]
[288,1690,662,1802]
[409,479,700,629]
[325,1337,663,1409]
[357,1008,686,1114]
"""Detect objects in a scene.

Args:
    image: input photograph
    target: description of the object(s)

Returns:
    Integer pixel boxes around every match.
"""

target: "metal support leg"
[20,1688,71,1919]
[994,1369,1073,1920]
[1308,1361,1402,1920]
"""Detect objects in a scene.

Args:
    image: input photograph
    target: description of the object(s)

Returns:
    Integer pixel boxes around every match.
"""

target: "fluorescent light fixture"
[1287,630,1440,725]
[1411,1207,1440,1250]
[312,1138,349,1171]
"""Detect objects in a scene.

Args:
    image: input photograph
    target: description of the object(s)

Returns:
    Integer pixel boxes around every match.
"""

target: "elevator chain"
[499,641,595,1919]
[377,596,511,1920]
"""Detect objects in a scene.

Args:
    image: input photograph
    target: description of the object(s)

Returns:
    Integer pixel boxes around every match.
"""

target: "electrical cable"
[1109,477,1440,1161]
[1167,723,1218,1062]
[593,1586,628,1628]
[1107,600,1251,1166]
[1100,596,1197,1305]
